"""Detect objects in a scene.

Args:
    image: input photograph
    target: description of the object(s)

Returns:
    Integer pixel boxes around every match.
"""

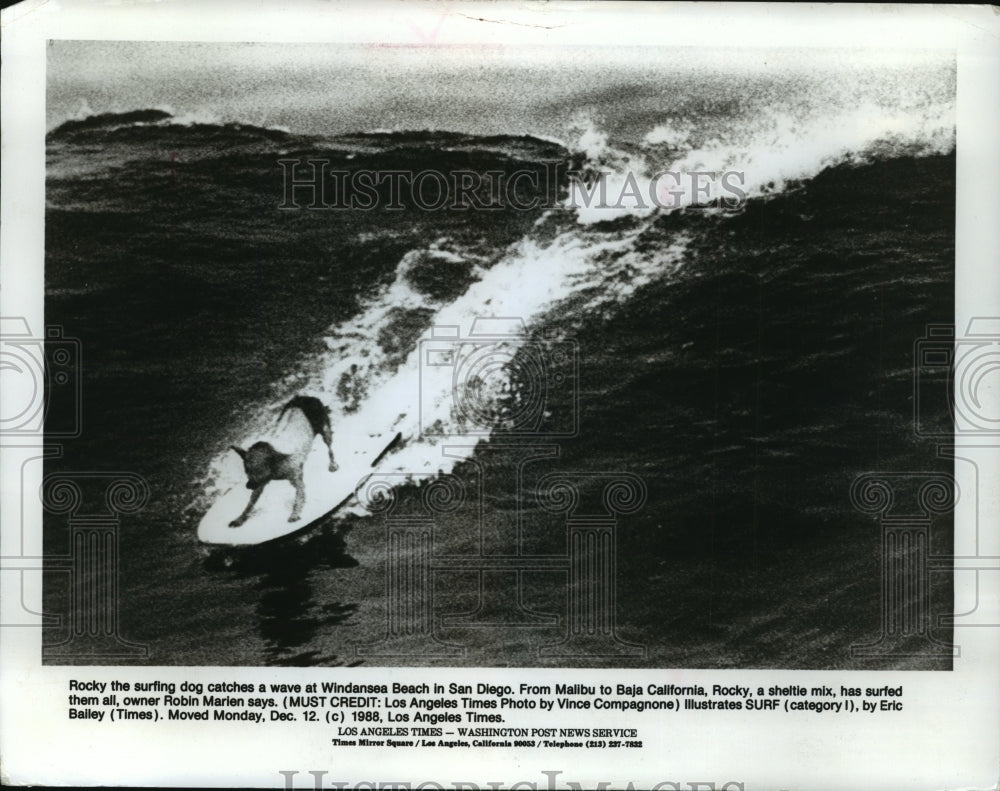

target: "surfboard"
[197,431,402,547]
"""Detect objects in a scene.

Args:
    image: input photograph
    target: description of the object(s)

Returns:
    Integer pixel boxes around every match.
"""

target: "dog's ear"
[230,445,247,459]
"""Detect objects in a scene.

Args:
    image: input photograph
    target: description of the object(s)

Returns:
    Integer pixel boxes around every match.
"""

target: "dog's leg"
[321,421,338,472]
[230,486,264,527]
[289,470,306,522]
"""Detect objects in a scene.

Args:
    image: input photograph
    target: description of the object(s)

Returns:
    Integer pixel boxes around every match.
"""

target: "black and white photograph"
[2,2,998,788]
[42,38,958,669]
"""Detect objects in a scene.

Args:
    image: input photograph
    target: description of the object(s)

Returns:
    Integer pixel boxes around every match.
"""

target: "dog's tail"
[279,395,331,436]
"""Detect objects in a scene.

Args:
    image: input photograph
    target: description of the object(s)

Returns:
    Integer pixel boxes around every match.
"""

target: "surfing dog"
[229,396,337,527]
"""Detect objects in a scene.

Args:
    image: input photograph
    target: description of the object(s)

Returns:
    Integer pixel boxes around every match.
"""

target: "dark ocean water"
[44,108,955,668]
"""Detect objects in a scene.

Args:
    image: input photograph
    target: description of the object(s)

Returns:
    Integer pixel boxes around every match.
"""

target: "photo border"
[2,2,997,788]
